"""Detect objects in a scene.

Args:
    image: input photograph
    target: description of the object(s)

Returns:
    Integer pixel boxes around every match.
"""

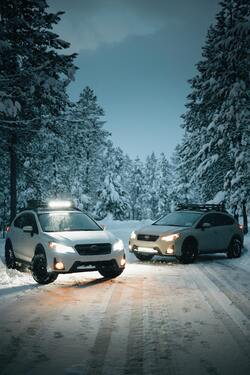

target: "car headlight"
[130,231,136,240]
[48,242,75,254]
[161,233,180,242]
[113,239,124,251]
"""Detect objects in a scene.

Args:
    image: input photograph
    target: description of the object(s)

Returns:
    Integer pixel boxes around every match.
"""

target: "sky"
[48,0,220,160]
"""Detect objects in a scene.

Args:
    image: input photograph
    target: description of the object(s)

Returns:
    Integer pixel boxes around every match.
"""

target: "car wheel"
[134,252,154,261]
[178,240,198,264]
[227,238,242,259]
[98,263,124,279]
[5,242,16,269]
[31,253,58,284]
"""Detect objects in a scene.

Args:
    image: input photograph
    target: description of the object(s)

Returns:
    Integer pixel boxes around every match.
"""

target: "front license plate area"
[77,265,96,270]
[137,247,158,254]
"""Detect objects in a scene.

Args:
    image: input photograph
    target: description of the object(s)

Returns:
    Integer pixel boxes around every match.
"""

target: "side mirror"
[23,225,33,233]
[201,222,211,230]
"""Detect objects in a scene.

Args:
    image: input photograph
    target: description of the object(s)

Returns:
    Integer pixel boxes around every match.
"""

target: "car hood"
[136,225,188,236]
[45,230,116,245]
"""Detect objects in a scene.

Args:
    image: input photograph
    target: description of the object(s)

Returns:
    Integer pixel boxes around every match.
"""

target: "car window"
[14,213,39,234]
[24,213,39,234]
[197,214,217,227]
[38,212,102,232]
[214,213,235,226]
[153,211,203,227]
[14,214,26,229]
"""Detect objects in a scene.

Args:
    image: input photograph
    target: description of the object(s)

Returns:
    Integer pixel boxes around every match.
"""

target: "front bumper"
[129,238,181,256]
[46,249,125,273]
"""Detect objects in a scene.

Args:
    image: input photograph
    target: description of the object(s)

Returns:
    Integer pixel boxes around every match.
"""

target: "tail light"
[6,226,11,232]
[238,224,244,231]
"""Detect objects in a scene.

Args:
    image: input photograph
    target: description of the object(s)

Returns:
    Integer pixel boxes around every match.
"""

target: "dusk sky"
[49,0,220,159]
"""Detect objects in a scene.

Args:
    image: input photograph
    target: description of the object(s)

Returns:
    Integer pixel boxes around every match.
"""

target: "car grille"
[137,234,159,242]
[75,243,112,255]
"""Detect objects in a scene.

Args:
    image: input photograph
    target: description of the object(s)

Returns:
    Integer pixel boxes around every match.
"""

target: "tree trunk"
[242,201,248,235]
[10,134,17,221]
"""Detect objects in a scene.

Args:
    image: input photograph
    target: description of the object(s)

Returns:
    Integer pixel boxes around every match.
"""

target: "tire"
[98,263,124,279]
[134,252,154,261]
[227,238,242,259]
[178,239,198,264]
[5,242,16,269]
[31,252,58,285]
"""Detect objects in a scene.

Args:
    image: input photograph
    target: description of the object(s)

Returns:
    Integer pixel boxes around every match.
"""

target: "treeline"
[0,84,175,222]
[172,0,250,222]
[0,0,249,228]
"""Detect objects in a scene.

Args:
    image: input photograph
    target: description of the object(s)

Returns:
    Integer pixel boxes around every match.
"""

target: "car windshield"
[38,212,102,232]
[153,211,203,227]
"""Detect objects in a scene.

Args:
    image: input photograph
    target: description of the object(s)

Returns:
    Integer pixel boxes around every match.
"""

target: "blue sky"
[49,0,220,159]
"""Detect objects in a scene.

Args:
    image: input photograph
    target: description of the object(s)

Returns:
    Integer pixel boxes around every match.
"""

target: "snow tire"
[31,252,58,285]
[227,238,242,259]
[178,239,198,264]
[5,242,16,269]
[134,252,154,261]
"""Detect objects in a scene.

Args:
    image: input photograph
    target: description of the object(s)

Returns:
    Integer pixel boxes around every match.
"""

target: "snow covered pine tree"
[0,0,76,219]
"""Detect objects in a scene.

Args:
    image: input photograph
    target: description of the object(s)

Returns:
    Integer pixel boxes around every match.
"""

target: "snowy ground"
[0,220,250,375]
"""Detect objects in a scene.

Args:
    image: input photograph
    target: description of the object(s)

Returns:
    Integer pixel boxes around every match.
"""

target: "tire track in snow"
[214,259,250,276]
[144,275,177,375]
[200,264,250,321]
[191,266,250,362]
[124,277,144,375]
[85,281,124,375]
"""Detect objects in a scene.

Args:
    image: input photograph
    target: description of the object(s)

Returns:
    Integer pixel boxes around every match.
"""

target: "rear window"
[153,211,203,227]
[38,212,102,232]
[197,213,235,227]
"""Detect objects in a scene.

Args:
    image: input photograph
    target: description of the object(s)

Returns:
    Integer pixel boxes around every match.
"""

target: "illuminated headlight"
[130,231,136,240]
[48,242,75,254]
[113,239,124,251]
[161,233,180,242]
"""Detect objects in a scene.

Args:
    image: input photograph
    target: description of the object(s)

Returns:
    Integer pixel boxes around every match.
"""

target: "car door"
[196,213,221,253]
[214,213,235,250]
[18,213,39,262]
[11,214,26,259]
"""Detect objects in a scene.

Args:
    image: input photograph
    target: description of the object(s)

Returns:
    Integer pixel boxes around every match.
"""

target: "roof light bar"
[48,200,72,209]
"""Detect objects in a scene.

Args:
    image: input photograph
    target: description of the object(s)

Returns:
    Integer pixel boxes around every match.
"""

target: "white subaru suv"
[129,204,244,263]
[5,201,126,284]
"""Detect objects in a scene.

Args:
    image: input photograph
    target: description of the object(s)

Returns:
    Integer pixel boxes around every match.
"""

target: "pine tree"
[129,156,147,220]
[95,144,131,220]
[157,153,172,215]
[67,87,109,211]
[144,153,160,219]
[0,0,76,219]
[181,0,250,210]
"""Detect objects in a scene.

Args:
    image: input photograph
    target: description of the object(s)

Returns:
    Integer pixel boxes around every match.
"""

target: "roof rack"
[176,203,227,213]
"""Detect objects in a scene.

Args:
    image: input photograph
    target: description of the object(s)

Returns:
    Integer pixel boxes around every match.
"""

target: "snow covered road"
[0,221,250,375]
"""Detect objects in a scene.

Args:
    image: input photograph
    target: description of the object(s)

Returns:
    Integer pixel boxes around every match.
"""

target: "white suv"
[129,204,244,263]
[5,201,125,284]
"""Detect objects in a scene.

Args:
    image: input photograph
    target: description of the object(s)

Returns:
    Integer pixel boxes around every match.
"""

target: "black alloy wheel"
[5,243,16,269]
[178,240,198,264]
[134,252,154,261]
[31,253,58,284]
[98,264,124,279]
[227,238,242,259]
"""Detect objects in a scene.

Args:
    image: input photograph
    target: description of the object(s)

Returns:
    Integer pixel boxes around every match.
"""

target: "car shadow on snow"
[59,277,111,289]
[0,283,39,298]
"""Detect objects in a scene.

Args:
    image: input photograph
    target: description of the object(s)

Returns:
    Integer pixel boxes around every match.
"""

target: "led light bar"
[48,200,72,209]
